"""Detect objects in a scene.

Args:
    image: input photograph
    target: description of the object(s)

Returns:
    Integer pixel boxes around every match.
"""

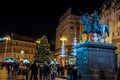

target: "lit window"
[21,50,24,54]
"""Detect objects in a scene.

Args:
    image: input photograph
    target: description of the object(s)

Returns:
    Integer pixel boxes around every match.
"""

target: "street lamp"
[36,38,40,44]
[60,37,67,44]
[4,36,11,62]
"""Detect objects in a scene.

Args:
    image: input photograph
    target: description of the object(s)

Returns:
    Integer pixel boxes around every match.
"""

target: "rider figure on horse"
[92,10,100,33]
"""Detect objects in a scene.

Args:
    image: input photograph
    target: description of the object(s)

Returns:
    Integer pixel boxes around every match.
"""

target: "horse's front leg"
[104,37,106,43]
[102,34,106,43]
[86,33,89,42]
[98,36,101,43]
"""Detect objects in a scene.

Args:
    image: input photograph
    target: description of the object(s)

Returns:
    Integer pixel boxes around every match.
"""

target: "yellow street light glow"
[60,38,67,41]
[36,39,40,44]
[4,36,11,40]
[60,37,67,43]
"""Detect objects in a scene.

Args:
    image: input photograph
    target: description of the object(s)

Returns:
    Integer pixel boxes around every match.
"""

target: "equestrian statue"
[80,10,110,43]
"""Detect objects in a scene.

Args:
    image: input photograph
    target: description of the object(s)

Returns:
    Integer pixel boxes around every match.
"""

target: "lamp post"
[4,36,11,62]
[60,37,67,66]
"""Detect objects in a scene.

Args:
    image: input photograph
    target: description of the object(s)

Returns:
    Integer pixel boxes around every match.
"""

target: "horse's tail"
[105,24,110,37]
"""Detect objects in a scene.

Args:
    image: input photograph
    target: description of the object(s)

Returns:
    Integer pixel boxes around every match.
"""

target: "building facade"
[99,0,120,51]
[0,33,36,62]
[55,8,81,65]
[99,0,120,65]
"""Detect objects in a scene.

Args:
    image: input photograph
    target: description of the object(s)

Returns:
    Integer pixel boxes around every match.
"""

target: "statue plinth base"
[75,42,116,80]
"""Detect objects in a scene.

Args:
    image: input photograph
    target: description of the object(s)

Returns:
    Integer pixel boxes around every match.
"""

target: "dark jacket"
[31,63,38,74]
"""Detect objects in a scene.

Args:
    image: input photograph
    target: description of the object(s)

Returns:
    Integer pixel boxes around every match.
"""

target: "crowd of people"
[3,61,120,80]
[4,61,78,80]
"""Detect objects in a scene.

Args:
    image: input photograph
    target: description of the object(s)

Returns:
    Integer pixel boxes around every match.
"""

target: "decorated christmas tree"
[35,35,51,63]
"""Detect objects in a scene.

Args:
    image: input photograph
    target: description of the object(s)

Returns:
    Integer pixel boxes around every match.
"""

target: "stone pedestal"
[75,42,116,80]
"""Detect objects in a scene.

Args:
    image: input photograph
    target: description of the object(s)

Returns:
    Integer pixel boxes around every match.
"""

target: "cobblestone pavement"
[0,67,8,80]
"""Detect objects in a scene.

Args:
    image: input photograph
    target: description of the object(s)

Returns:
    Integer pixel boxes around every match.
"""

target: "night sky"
[0,0,106,41]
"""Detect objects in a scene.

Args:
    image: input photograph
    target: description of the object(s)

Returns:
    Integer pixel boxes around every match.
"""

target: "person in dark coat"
[6,62,12,77]
[57,64,61,77]
[70,66,77,80]
[30,61,38,80]
[60,65,64,77]
[43,64,50,80]
[115,68,120,80]
[39,64,44,80]
[67,65,72,77]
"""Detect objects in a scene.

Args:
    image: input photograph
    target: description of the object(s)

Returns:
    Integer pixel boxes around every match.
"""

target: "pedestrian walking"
[6,62,12,77]
[17,61,27,80]
[67,65,72,78]
[70,66,77,80]
[39,64,44,80]
[30,61,38,80]
[60,65,64,78]
[114,68,120,80]
[57,64,61,77]
[51,64,57,80]
[43,63,50,80]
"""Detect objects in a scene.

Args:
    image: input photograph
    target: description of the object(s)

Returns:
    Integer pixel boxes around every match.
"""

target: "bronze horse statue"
[80,14,110,43]
[80,15,92,41]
